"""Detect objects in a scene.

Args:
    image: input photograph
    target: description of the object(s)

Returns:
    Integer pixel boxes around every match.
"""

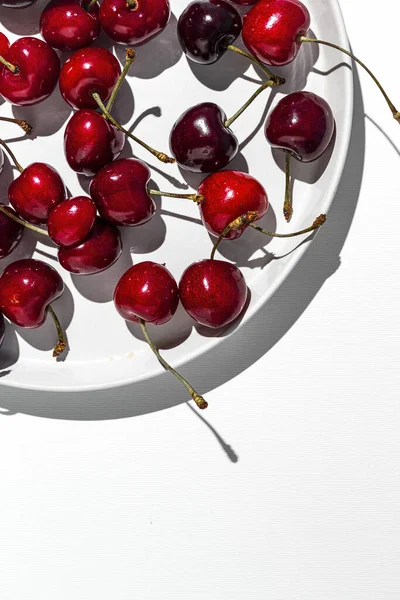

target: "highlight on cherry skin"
[40,0,101,52]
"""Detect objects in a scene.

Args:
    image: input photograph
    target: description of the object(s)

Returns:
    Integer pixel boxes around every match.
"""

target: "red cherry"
[40,0,101,51]
[99,0,170,46]
[0,259,63,328]
[0,33,9,57]
[64,109,125,176]
[90,158,156,226]
[8,163,66,224]
[47,196,97,247]
[114,261,179,325]
[59,47,121,110]
[0,207,24,259]
[242,0,310,66]
[0,37,60,106]
[179,259,247,328]
[58,217,122,275]
[198,170,268,239]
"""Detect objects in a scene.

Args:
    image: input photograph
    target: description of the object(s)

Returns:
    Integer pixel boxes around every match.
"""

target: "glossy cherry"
[199,170,268,239]
[0,259,63,329]
[170,102,238,173]
[0,207,24,259]
[64,109,125,176]
[58,217,122,275]
[59,47,121,110]
[242,0,310,67]
[0,37,60,106]
[99,0,170,46]
[178,0,241,65]
[0,33,9,57]
[48,196,97,247]
[8,162,66,224]
[40,0,101,51]
[114,262,179,325]
[90,158,155,226]
[179,259,247,328]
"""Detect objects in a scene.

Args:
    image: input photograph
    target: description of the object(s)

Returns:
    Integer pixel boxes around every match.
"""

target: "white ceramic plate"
[0,0,353,391]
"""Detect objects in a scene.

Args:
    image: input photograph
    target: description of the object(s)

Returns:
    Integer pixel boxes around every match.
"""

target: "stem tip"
[283,200,293,222]
[192,393,208,410]
[53,341,67,358]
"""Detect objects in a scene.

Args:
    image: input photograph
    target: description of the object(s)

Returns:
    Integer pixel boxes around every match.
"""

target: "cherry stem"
[0,116,32,135]
[47,305,67,358]
[0,54,18,74]
[225,78,274,129]
[283,151,292,222]
[91,92,175,164]
[126,0,138,8]
[148,189,203,203]
[105,48,136,114]
[299,35,400,123]
[139,319,208,410]
[226,45,285,86]
[0,205,49,236]
[210,210,327,259]
[85,0,97,10]
[0,139,24,173]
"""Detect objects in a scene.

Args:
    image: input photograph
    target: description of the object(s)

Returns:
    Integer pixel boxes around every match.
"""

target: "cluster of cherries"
[0,0,398,409]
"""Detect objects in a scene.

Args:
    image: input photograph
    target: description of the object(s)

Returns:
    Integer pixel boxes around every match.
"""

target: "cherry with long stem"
[226,44,284,85]
[47,305,67,358]
[225,78,275,129]
[0,116,32,135]
[139,319,208,410]
[210,211,327,259]
[298,35,400,123]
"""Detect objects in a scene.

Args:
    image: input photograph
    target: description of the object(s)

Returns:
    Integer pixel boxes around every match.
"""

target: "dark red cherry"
[0,37,60,106]
[64,109,125,176]
[0,259,63,328]
[170,102,238,173]
[90,158,155,227]
[59,47,121,110]
[8,163,66,224]
[0,33,9,57]
[114,261,179,325]
[199,170,268,239]
[99,0,170,46]
[178,0,241,65]
[58,217,122,275]
[179,259,247,328]
[242,0,310,66]
[0,312,4,348]
[48,196,97,247]
[265,91,335,162]
[0,0,37,8]
[0,207,24,258]
[40,0,101,51]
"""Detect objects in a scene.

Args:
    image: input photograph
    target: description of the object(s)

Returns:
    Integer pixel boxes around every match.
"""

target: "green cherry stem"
[0,54,18,74]
[226,45,285,86]
[105,47,136,114]
[250,214,327,237]
[91,92,175,164]
[0,116,32,135]
[47,305,67,358]
[148,189,203,203]
[283,151,293,222]
[298,35,400,123]
[210,211,258,259]
[139,319,208,410]
[224,78,275,129]
[0,139,24,173]
[0,205,49,236]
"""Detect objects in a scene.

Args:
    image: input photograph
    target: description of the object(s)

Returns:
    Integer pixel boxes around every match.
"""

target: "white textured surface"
[1,1,400,599]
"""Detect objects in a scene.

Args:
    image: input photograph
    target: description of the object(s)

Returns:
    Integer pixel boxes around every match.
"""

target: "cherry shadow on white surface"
[0,69,366,461]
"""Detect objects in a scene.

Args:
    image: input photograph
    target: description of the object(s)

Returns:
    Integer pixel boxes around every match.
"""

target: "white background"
[1,1,400,598]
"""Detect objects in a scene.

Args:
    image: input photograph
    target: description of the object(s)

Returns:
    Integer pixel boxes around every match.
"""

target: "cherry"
[114,261,207,409]
[0,258,66,356]
[1,140,66,225]
[47,196,97,247]
[0,37,60,106]
[265,91,334,220]
[243,0,400,124]
[199,170,268,239]
[179,259,247,329]
[99,0,170,46]
[59,47,121,110]
[0,312,4,349]
[0,207,24,259]
[64,109,125,176]
[0,32,9,57]
[58,217,122,275]
[40,0,101,51]
[170,78,277,173]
